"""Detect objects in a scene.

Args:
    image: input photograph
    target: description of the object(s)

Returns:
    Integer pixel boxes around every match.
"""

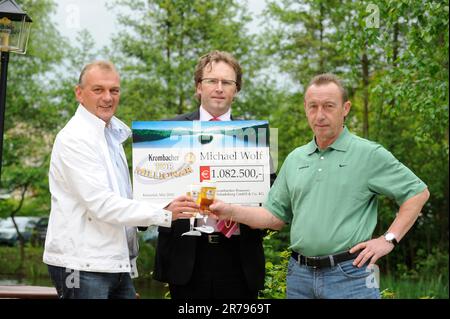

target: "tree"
[0,0,77,271]
[109,0,255,124]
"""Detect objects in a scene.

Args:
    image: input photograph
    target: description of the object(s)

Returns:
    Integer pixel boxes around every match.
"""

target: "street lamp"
[0,0,32,180]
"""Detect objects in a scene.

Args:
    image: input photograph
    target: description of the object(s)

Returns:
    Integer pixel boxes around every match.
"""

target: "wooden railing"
[0,285,58,299]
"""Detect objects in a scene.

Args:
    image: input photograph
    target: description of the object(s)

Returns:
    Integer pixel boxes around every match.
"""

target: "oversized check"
[132,121,271,206]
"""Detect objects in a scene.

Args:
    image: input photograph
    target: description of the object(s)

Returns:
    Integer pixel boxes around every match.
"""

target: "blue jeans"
[286,257,380,299]
[47,265,136,299]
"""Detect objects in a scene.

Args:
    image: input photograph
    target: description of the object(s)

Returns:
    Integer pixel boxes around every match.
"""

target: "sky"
[52,0,267,52]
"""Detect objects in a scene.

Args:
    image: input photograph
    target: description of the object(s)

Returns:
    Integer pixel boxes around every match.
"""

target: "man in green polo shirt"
[210,73,430,299]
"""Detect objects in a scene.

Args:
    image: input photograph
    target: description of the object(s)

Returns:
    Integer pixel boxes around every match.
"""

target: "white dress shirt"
[197,105,239,234]
[199,105,231,121]
[104,121,139,276]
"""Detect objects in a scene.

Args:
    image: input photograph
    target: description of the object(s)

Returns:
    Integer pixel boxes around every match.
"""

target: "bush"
[136,238,157,279]
[260,231,289,299]
[0,246,48,278]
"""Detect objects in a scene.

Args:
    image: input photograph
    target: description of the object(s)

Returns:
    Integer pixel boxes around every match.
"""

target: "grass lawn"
[380,273,449,299]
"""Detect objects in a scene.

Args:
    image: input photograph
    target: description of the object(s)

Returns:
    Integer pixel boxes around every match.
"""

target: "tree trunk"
[10,183,29,274]
[318,3,324,73]
[165,19,173,113]
[389,21,399,110]
[361,47,370,138]
[177,10,185,115]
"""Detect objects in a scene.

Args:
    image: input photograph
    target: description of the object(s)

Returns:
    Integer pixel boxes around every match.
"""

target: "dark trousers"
[169,233,257,299]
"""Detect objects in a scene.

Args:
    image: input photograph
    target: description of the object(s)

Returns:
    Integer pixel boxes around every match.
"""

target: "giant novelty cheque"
[132,121,271,206]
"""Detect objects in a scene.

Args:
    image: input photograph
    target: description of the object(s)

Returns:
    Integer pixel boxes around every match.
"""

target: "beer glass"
[181,184,201,236]
[198,181,216,224]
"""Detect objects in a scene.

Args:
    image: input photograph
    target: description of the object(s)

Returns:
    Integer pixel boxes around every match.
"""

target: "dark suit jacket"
[152,110,267,292]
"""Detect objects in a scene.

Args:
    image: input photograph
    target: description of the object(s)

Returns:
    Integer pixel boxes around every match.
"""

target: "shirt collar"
[76,104,131,143]
[76,104,106,129]
[306,126,351,155]
[330,126,351,152]
[106,117,132,144]
[199,105,231,121]
[305,139,318,155]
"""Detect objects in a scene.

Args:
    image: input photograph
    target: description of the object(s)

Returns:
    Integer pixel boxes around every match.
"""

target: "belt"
[291,250,358,269]
[200,233,239,244]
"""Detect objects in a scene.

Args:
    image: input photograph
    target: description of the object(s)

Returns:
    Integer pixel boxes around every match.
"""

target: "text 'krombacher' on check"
[132,121,271,206]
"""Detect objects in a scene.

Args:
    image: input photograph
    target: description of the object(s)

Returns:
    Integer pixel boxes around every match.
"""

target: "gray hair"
[78,61,118,86]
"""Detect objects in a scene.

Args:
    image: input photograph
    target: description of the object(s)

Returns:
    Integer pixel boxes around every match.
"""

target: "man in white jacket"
[43,61,198,299]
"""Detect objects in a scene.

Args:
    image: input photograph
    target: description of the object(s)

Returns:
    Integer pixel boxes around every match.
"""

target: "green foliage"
[0,246,48,277]
[136,237,157,279]
[1,1,100,219]
[1,0,68,215]
[396,247,449,281]
[380,247,449,298]
[109,0,255,122]
[0,197,48,219]
[261,250,289,299]
[381,273,449,299]
[262,0,347,83]
[259,230,290,299]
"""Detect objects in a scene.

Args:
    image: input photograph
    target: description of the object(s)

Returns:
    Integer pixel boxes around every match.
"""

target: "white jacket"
[43,105,171,274]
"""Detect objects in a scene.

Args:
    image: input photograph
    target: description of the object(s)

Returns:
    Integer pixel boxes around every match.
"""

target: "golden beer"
[187,184,201,203]
[186,184,201,216]
[198,182,216,214]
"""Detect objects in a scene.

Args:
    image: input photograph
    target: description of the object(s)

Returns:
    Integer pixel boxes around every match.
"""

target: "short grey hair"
[78,61,118,86]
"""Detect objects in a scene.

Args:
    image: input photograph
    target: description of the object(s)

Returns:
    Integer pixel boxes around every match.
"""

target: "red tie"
[208,117,238,237]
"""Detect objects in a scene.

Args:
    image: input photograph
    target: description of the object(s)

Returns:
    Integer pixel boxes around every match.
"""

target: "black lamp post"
[0,0,32,180]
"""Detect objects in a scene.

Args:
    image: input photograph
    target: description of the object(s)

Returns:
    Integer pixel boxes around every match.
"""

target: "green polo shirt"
[264,127,427,256]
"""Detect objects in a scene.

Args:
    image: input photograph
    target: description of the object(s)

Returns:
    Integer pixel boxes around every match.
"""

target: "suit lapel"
[184,110,200,121]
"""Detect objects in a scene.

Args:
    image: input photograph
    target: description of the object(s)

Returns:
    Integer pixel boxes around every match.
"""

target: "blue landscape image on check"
[132,121,270,149]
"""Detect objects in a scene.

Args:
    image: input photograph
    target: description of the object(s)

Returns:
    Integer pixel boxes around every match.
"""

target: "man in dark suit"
[153,50,266,299]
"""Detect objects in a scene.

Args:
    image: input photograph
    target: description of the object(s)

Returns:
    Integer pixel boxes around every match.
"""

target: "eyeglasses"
[201,78,237,88]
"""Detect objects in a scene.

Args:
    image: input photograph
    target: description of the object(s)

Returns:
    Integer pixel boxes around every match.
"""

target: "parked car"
[0,217,41,246]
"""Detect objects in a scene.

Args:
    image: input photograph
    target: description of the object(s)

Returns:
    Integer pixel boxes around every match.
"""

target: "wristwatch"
[384,232,398,246]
